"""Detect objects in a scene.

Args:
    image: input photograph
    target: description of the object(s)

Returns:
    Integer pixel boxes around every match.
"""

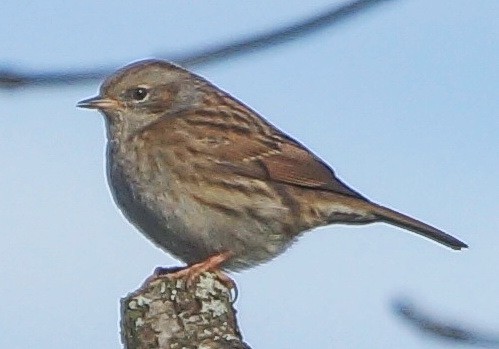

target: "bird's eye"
[130,87,149,101]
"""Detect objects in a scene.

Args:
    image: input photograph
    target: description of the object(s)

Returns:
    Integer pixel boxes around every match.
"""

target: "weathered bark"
[120,270,251,349]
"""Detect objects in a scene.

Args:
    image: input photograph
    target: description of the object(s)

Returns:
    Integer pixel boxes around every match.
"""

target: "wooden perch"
[120,270,251,349]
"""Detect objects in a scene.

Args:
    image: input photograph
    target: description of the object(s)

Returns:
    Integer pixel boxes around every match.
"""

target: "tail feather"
[369,203,468,250]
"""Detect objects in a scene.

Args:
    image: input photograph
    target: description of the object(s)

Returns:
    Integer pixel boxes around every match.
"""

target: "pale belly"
[106,153,299,271]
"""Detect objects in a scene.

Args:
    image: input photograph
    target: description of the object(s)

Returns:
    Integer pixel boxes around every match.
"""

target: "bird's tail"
[368,203,468,250]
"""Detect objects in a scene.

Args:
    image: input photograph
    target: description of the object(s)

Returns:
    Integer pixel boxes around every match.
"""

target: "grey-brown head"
[77,59,207,138]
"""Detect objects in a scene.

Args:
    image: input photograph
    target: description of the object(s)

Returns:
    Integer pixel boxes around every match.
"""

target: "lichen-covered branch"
[120,271,251,349]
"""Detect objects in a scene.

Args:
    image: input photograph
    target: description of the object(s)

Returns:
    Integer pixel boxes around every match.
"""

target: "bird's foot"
[160,251,236,290]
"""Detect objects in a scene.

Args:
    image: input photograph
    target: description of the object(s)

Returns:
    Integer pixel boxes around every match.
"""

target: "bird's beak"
[77,96,119,110]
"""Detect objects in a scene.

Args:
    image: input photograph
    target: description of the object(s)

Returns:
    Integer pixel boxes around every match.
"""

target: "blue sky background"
[1,1,498,348]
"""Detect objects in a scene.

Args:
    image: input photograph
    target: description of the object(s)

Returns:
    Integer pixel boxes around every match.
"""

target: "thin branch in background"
[173,0,394,67]
[392,298,499,348]
[0,0,394,90]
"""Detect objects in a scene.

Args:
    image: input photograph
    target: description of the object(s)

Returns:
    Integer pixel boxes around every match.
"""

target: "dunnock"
[78,59,466,280]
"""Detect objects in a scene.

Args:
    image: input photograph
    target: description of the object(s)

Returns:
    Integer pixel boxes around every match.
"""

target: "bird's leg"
[166,251,236,289]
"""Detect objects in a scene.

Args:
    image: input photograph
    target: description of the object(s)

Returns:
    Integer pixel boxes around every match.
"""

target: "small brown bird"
[78,59,467,281]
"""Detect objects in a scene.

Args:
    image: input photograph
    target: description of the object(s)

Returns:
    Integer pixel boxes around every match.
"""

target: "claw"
[166,251,236,289]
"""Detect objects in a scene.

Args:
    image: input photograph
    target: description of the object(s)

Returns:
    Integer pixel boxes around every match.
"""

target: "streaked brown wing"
[261,141,365,199]
[202,124,367,200]
[141,109,366,200]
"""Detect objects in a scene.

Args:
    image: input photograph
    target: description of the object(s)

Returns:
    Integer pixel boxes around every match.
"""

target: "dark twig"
[0,0,394,90]
[173,0,394,67]
[392,299,499,347]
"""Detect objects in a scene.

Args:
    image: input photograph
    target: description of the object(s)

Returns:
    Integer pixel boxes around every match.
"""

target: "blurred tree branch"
[0,0,394,90]
[121,271,250,349]
[392,298,499,347]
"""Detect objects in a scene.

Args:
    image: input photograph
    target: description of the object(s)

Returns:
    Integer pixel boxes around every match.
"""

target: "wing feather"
[140,109,367,200]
